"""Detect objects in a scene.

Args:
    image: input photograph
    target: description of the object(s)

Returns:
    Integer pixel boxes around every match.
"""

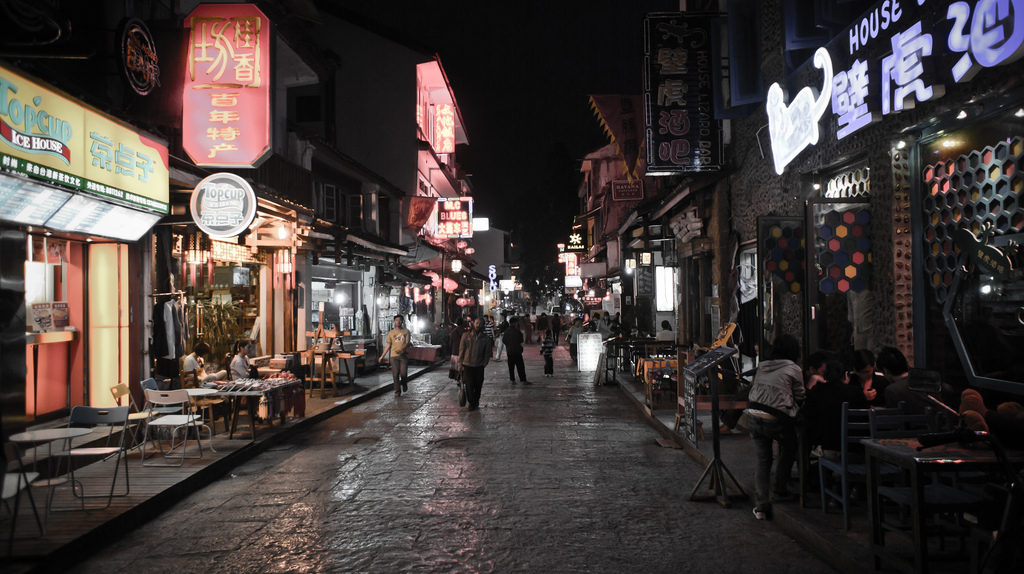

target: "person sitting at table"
[878,346,932,414]
[230,339,256,380]
[804,358,864,460]
[849,349,887,407]
[655,320,674,342]
[803,351,828,392]
[183,341,227,382]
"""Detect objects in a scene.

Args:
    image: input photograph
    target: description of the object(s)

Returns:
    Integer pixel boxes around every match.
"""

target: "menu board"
[0,176,72,226]
[681,346,736,447]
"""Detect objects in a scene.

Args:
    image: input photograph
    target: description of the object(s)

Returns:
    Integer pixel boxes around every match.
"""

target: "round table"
[9,427,93,488]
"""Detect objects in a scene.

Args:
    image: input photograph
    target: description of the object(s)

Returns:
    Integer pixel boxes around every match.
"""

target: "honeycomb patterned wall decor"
[825,167,871,199]
[921,137,1024,303]
[764,222,805,293]
[892,149,914,362]
[815,207,872,293]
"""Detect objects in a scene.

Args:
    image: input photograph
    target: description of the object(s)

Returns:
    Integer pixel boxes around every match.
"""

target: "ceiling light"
[812,183,821,190]
[956,109,968,119]
[1015,108,1024,118]
[896,140,907,149]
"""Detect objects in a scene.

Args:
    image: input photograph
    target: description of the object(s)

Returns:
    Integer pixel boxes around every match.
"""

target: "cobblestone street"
[70,346,833,573]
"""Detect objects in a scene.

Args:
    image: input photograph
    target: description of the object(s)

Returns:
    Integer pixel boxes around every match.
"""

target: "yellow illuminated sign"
[0,64,169,213]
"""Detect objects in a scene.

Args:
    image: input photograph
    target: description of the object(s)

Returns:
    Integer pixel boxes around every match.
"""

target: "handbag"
[448,355,461,380]
[458,380,467,406]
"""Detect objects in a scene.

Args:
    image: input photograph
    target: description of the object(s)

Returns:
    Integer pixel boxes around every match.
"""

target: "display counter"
[407,344,441,363]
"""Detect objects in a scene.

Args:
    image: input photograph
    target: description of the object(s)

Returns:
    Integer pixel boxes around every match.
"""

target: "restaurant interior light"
[956,109,968,119]
[896,140,907,149]
[1016,108,1024,118]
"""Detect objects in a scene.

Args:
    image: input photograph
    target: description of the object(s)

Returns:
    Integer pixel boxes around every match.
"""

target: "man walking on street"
[502,316,528,384]
[378,315,411,397]
[459,316,493,411]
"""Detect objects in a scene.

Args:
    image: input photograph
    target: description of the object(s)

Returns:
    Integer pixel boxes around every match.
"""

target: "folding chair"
[110,383,152,452]
[141,389,212,466]
[57,406,131,510]
[3,443,44,555]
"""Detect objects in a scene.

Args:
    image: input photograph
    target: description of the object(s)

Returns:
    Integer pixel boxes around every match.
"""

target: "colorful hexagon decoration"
[765,223,805,293]
[815,207,872,294]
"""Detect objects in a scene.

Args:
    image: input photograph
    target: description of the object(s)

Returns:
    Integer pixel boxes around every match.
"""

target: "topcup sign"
[190,172,257,238]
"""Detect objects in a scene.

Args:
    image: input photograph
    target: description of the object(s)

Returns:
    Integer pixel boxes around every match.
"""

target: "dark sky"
[339,1,679,233]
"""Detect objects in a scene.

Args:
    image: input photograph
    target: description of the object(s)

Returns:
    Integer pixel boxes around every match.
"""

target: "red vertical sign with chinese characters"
[434,104,455,154]
[183,4,270,168]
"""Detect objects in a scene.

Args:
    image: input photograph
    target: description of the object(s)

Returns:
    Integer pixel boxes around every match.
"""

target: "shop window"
[919,114,1024,391]
[342,194,362,229]
[322,183,337,221]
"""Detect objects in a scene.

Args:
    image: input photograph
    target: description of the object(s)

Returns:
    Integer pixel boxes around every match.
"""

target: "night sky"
[332,1,679,291]
[338,4,678,227]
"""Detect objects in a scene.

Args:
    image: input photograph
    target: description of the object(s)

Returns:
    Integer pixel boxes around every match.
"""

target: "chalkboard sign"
[683,346,736,378]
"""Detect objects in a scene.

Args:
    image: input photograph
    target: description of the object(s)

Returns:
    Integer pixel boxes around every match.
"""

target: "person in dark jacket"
[804,359,864,457]
[502,317,528,384]
[745,333,806,520]
[458,317,493,411]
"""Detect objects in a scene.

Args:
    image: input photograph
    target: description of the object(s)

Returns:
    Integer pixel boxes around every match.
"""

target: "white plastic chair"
[141,389,213,466]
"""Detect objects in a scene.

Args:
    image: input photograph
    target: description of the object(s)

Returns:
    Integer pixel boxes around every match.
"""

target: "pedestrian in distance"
[448,318,467,385]
[551,313,562,343]
[458,316,494,411]
[541,329,555,377]
[379,315,411,397]
[502,316,528,384]
[483,314,496,343]
[566,316,583,362]
[493,314,509,361]
[536,312,549,344]
[745,333,805,521]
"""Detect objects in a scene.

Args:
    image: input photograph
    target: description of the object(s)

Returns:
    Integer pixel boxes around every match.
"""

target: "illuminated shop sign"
[0,64,169,213]
[436,196,472,239]
[488,264,498,292]
[612,179,643,201]
[183,3,270,168]
[434,104,455,154]
[565,230,587,252]
[643,12,722,173]
[766,0,1024,175]
[190,172,257,238]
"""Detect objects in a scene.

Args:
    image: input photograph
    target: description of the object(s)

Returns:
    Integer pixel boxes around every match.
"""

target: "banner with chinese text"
[644,12,722,173]
[183,3,271,168]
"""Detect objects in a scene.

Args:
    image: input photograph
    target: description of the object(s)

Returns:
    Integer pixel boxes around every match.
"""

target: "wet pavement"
[68,343,833,574]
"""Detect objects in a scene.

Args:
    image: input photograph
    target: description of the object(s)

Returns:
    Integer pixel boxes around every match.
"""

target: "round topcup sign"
[190,173,257,238]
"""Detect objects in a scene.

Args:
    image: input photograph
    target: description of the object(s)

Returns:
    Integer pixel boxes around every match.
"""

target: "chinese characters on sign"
[434,104,455,154]
[0,64,169,213]
[190,172,257,238]
[183,3,270,167]
[767,0,1024,173]
[644,12,722,173]
[435,197,473,239]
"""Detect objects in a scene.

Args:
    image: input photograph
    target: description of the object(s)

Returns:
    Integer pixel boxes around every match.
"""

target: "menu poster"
[51,301,69,329]
[32,302,52,332]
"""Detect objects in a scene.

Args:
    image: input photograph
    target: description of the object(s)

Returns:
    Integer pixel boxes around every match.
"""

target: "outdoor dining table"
[9,427,93,512]
[207,379,304,440]
[863,437,1024,574]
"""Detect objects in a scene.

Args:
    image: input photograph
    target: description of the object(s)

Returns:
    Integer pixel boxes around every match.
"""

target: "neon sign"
[768,0,1024,172]
[435,196,473,239]
[766,47,833,175]
[434,104,455,154]
[183,3,270,168]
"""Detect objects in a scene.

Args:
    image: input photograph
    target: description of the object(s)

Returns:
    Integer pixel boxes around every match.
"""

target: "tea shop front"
[0,63,169,440]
